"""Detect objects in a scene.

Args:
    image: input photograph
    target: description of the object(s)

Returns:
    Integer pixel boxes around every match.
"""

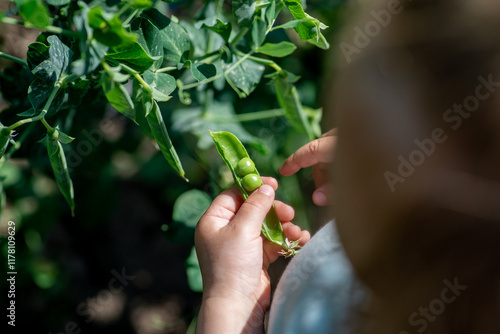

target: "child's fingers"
[229,185,275,236]
[273,200,295,222]
[263,222,311,266]
[202,186,244,223]
[321,128,337,137]
[261,176,278,190]
[279,136,336,176]
[312,183,332,207]
[281,222,311,246]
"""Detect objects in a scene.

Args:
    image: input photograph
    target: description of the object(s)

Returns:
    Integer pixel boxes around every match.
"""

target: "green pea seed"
[242,173,262,192]
[236,157,255,176]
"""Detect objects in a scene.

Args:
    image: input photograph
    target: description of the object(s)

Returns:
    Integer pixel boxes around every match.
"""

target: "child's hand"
[195,177,310,333]
[279,129,336,206]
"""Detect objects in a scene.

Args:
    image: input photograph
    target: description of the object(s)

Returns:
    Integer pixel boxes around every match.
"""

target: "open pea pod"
[210,130,300,257]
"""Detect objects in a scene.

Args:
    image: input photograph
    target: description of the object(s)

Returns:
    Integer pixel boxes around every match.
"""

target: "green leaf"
[28,79,64,114]
[27,42,49,70]
[201,19,232,43]
[143,70,176,102]
[251,18,266,49]
[15,0,51,28]
[105,42,159,73]
[265,0,277,27]
[224,55,265,96]
[274,77,315,140]
[257,41,297,57]
[27,36,72,83]
[304,106,322,138]
[72,2,109,76]
[132,81,153,138]
[181,21,208,58]
[233,0,257,25]
[55,129,75,144]
[131,18,164,71]
[171,101,268,153]
[185,246,203,292]
[129,0,153,9]
[103,65,130,83]
[190,63,217,82]
[66,79,90,108]
[46,130,75,215]
[146,101,187,180]
[307,30,330,50]
[161,0,185,3]
[46,0,70,6]
[88,6,137,47]
[272,19,302,31]
[173,189,211,228]
[142,8,191,64]
[102,73,135,122]
[283,0,330,50]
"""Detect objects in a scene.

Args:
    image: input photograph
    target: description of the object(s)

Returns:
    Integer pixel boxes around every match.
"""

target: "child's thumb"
[230,185,275,235]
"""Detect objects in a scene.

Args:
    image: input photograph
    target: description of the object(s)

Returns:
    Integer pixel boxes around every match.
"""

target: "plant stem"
[206,109,284,123]
[215,0,224,16]
[183,52,253,90]
[2,123,36,163]
[0,16,82,38]
[111,61,153,95]
[62,73,79,85]
[123,9,139,27]
[156,66,177,73]
[7,85,60,132]
[132,73,153,95]
[193,50,222,63]
[230,27,248,46]
[235,51,284,74]
[0,52,28,67]
[117,3,132,17]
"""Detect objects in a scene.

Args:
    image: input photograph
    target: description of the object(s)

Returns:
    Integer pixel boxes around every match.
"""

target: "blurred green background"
[0,0,346,332]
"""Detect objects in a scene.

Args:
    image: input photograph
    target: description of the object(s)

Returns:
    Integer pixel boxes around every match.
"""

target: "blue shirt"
[268,222,368,334]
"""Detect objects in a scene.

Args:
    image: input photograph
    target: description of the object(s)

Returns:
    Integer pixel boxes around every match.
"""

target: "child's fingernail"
[259,184,274,197]
[313,191,328,205]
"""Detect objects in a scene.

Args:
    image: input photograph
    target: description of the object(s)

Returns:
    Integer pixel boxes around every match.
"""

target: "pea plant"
[0,0,328,217]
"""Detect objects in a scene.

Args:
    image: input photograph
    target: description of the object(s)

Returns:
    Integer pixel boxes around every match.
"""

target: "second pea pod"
[210,130,300,257]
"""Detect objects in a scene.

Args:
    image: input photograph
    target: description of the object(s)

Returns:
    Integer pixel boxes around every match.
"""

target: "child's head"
[331,0,500,332]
